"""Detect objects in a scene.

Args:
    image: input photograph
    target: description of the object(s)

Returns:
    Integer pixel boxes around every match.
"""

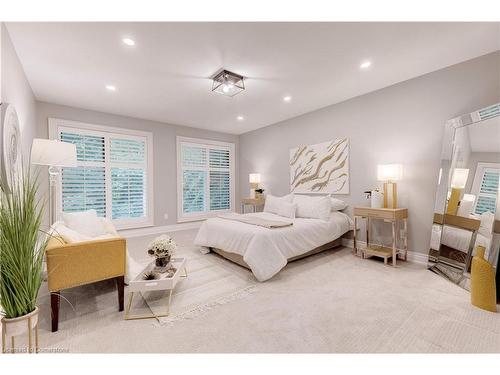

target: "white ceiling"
[6,22,500,135]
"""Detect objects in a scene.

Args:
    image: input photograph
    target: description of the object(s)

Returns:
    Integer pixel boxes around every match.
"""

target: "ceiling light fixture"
[237,116,244,121]
[105,85,117,91]
[212,69,245,97]
[122,38,135,46]
[283,96,292,102]
[360,60,372,69]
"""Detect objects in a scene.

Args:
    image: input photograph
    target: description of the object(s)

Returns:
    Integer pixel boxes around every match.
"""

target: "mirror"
[428,103,500,291]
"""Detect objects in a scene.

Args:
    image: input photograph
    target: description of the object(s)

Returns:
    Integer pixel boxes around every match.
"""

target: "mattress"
[194,211,353,281]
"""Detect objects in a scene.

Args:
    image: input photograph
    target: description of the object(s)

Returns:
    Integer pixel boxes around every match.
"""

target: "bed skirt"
[211,236,344,270]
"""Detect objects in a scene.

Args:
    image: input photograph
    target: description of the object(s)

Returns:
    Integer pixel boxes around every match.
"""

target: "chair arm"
[46,238,126,292]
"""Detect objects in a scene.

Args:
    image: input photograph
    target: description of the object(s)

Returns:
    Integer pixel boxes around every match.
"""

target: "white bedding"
[430,223,491,259]
[194,211,353,281]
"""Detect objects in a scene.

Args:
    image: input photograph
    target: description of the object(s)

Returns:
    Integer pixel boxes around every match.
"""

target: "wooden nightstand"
[241,198,265,213]
[353,207,408,267]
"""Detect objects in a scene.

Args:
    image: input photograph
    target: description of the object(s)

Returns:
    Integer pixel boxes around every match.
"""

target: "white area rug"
[130,246,257,324]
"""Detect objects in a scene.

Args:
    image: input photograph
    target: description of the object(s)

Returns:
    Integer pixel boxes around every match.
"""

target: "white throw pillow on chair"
[62,209,106,237]
[50,221,92,243]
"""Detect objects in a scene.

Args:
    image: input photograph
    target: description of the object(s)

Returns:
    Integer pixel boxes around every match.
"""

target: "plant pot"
[154,255,171,273]
[1,306,39,337]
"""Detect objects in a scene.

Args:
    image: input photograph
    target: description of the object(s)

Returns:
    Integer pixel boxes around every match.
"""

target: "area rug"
[129,246,258,325]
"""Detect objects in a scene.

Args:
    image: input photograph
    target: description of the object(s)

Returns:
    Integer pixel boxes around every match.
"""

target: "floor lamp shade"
[30,139,77,225]
[30,139,77,167]
[377,164,403,208]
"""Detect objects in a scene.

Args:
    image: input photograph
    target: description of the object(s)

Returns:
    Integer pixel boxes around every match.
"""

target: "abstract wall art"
[289,138,349,194]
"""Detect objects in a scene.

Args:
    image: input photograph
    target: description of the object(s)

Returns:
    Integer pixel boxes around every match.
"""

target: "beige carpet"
[129,245,257,324]
[21,230,500,353]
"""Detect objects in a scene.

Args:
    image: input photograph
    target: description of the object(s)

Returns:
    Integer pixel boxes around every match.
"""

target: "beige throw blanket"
[217,213,293,229]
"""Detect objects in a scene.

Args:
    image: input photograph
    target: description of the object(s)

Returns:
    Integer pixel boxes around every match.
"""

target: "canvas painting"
[289,138,349,194]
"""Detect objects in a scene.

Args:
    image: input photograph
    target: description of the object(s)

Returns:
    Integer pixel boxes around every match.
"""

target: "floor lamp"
[30,139,77,225]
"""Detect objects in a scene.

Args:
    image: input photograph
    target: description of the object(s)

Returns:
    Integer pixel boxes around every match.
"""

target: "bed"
[194,211,353,281]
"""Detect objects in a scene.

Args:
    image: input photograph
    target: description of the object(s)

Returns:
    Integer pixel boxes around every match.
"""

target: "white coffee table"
[124,257,187,321]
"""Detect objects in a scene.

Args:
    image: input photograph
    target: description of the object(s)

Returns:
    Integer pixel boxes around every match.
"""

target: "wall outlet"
[164,213,169,220]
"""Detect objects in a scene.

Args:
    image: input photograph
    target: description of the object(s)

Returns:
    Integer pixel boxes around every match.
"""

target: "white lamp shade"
[249,173,261,184]
[451,168,469,188]
[462,194,476,202]
[30,139,77,167]
[377,164,403,182]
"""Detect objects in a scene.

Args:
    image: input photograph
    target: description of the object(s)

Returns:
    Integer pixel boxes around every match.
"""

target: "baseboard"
[341,238,429,266]
[119,221,202,238]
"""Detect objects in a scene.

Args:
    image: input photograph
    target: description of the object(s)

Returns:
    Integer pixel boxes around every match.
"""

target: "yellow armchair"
[45,236,126,332]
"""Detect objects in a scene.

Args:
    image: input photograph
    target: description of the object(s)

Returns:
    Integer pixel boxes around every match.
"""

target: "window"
[49,118,153,230]
[177,137,235,222]
[471,163,500,215]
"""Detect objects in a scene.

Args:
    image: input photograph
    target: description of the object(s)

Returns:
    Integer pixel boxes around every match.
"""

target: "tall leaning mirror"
[429,103,500,297]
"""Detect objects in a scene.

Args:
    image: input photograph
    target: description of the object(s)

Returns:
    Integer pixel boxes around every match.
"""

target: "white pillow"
[50,221,92,243]
[263,194,293,215]
[62,209,106,237]
[276,201,297,219]
[293,195,331,221]
[330,197,347,211]
[478,211,495,238]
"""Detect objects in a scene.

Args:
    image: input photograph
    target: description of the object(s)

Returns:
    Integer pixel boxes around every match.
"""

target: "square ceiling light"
[212,69,245,97]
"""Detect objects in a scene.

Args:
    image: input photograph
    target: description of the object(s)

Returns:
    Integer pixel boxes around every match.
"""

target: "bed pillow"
[62,209,106,237]
[276,201,297,219]
[330,197,347,211]
[478,211,495,238]
[263,194,294,215]
[293,194,331,221]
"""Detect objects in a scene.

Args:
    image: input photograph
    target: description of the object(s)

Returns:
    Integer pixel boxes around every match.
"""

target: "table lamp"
[249,173,261,199]
[31,139,77,224]
[446,168,469,215]
[377,164,403,208]
[457,193,475,217]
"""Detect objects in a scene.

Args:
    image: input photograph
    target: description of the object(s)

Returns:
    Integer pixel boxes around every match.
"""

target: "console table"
[353,207,408,267]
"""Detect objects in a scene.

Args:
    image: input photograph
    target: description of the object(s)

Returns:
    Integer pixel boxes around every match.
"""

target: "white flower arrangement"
[147,234,177,259]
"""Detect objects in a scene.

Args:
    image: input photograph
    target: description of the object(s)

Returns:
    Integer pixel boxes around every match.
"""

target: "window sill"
[177,210,235,223]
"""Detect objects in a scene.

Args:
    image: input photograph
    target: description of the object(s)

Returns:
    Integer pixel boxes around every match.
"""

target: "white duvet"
[194,211,353,281]
[430,224,492,259]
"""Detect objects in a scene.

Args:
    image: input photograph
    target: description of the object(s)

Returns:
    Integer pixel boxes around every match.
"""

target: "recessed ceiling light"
[360,60,372,69]
[122,38,135,46]
[237,116,244,121]
[283,96,292,102]
[105,85,117,91]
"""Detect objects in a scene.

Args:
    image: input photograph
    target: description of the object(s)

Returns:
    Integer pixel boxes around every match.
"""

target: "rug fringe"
[158,285,257,325]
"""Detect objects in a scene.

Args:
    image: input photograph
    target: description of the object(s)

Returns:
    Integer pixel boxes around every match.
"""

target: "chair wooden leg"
[116,276,124,312]
[51,291,60,332]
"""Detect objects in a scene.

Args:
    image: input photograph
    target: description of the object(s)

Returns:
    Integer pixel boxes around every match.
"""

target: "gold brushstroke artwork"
[289,138,349,194]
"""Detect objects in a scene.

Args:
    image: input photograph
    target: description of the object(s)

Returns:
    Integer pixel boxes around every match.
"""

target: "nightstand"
[241,198,265,213]
[353,207,408,267]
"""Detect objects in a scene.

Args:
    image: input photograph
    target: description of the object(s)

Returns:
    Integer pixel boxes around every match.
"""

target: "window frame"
[176,136,235,223]
[471,162,500,215]
[49,118,154,230]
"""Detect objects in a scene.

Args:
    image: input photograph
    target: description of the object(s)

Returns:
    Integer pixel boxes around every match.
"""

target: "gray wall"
[239,51,500,254]
[1,24,37,162]
[36,102,239,228]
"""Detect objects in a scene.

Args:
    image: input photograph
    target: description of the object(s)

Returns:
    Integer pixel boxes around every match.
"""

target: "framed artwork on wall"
[289,138,349,194]
[0,103,22,193]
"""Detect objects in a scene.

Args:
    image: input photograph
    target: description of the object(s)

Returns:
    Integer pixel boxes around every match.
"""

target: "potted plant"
[147,234,177,273]
[0,169,46,353]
